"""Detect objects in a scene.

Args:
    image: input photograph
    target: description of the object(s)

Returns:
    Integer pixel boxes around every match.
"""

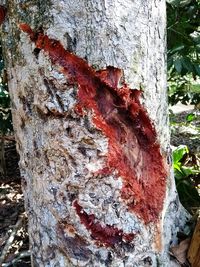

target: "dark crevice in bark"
[33,47,41,59]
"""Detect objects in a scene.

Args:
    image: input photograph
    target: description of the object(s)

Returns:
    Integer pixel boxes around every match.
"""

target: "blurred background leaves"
[167,0,200,106]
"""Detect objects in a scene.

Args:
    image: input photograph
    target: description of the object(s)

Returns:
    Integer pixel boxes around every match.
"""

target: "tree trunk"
[1,1,189,266]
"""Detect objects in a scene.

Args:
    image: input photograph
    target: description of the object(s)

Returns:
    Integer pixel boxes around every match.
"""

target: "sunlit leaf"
[173,145,189,164]
[186,113,196,122]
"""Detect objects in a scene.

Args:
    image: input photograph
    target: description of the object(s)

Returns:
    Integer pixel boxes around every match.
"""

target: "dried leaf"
[170,238,191,264]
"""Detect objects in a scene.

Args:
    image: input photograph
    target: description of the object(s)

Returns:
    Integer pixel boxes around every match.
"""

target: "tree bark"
[1,0,189,266]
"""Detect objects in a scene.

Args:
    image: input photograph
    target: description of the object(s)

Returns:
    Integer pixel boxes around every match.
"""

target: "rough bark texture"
[1,0,189,266]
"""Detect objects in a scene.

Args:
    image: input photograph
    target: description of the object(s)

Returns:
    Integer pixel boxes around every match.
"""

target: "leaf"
[173,145,189,164]
[168,44,185,55]
[167,0,192,6]
[186,113,196,122]
[179,0,192,7]
[174,162,182,171]
[170,238,191,264]
[174,168,186,180]
[174,58,183,73]
[176,179,200,209]
[181,166,199,176]
[182,57,194,73]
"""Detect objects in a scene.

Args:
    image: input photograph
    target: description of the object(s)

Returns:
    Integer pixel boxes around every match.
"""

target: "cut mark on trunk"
[19,24,167,224]
[74,200,135,247]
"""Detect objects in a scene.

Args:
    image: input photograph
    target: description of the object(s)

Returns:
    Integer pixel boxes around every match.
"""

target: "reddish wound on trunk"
[20,24,167,224]
[74,200,135,246]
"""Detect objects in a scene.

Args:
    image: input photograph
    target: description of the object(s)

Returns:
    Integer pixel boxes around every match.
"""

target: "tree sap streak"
[20,24,167,225]
[0,6,6,25]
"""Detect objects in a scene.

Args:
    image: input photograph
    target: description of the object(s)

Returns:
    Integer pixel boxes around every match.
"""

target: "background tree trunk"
[1,0,189,266]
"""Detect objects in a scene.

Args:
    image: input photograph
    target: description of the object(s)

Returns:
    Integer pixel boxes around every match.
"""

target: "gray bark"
[1,0,189,266]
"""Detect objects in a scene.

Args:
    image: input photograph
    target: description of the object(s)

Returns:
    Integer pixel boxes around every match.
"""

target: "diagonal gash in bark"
[19,23,167,238]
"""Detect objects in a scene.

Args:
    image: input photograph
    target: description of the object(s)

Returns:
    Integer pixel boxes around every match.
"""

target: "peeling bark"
[1,0,189,266]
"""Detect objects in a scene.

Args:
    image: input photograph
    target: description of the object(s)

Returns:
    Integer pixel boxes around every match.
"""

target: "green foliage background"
[167,0,200,105]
